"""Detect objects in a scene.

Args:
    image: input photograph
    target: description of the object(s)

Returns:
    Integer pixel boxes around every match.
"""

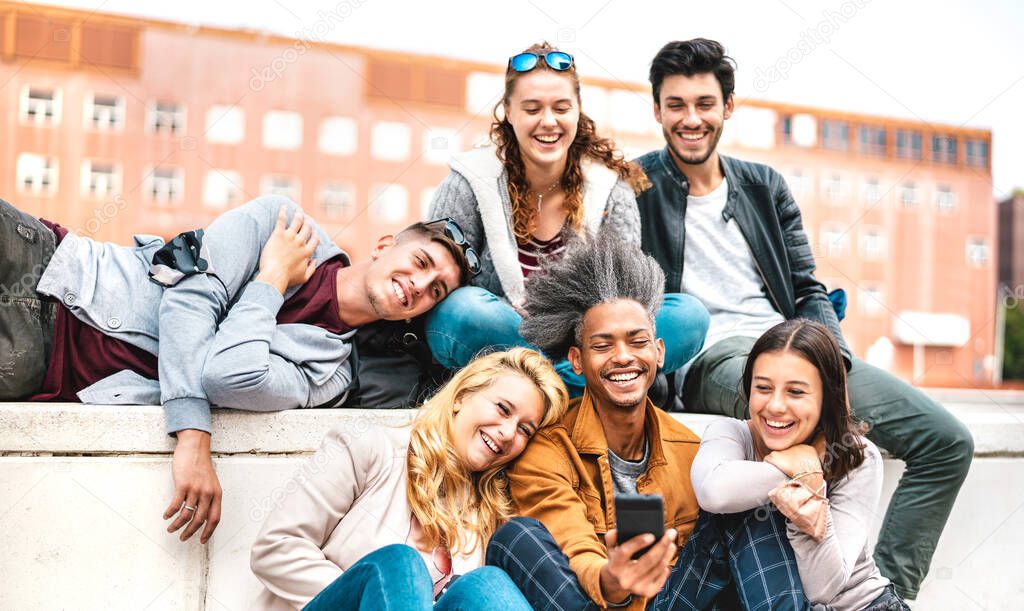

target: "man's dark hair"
[649,38,737,105]
[520,233,664,361]
[396,222,471,287]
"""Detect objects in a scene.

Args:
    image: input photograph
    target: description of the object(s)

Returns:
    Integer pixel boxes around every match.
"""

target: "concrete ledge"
[2,393,1023,610]
[3,390,1024,455]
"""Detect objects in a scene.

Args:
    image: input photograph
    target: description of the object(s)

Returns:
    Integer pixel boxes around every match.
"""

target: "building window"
[16,154,59,196]
[20,87,61,125]
[966,237,989,267]
[896,130,922,160]
[206,105,245,144]
[823,174,846,203]
[421,187,437,221]
[935,185,956,212]
[966,139,989,168]
[932,135,957,164]
[260,175,301,202]
[821,120,849,152]
[320,182,355,219]
[148,101,186,135]
[860,228,886,259]
[371,122,411,161]
[263,111,303,151]
[85,94,125,130]
[859,286,885,316]
[319,117,358,156]
[370,183,409,223]
[862,178,882,205]
[819,224,849,257]
[147,166,184,207]
[898,182,919,208]
[423,128,460,165]
[80,161,121,198]
[780,114,793,144]
[203,170,244,209]
[858,126,886,156]
[785,170,810,196]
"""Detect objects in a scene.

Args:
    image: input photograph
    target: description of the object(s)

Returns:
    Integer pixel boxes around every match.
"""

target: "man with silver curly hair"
[486,236,810,610]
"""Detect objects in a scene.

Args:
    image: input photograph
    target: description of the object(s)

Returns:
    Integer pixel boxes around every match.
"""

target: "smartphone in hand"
[614,493,665,559]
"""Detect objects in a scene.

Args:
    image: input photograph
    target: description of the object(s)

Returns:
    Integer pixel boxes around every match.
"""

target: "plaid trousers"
[487,509,810,611]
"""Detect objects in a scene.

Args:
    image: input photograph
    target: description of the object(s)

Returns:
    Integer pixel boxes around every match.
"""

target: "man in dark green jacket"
[633,38,973,601]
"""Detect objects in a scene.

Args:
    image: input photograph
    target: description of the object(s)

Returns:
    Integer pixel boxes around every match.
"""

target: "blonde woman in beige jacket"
[250,348,568,610]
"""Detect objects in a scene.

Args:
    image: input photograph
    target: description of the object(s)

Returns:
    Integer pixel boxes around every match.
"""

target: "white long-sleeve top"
[691,419,890,610]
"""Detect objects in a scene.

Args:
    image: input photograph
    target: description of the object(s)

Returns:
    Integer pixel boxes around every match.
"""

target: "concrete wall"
[2,392,1022,610]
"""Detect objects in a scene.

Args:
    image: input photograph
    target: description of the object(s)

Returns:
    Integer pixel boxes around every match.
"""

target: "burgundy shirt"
[32,222,351,401]
[518,228,567,278]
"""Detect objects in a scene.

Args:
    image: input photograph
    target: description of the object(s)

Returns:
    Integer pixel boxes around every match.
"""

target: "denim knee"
[425,287,522,368]
[364,543,428,572]
[657,293,710,371]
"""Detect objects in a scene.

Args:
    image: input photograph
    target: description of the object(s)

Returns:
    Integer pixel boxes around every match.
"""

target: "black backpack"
[340,317,451,408]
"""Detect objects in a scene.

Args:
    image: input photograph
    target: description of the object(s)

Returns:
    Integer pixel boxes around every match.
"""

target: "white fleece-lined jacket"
[428,146,642,307]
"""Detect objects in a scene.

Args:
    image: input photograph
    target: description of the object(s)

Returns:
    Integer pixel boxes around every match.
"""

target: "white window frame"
[85,93,126,131]
[80,160,122,199]
[147,101,186,135]
[20,87,62,126]
[823,173,847,204]
[818,223,849,257]
[370,183,409,223]
[146,166,185,207]
[935,186,957,212]
[966,237,989,268]
[260,174,302,203]
[262,110,304,151]
[203,170,244,209]
[206,105,246,145]
[423,127,460,165]
[16,153,59,196]
[785,170,809,196]
[318,116,359,156]
[899,182,919,208]
[858,286,885,317]
[862,178,882,205]
[371,122,411,161]
[859,227,886,259]
[320,182,355,219]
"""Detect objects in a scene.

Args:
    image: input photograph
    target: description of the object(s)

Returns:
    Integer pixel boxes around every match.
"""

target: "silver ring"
[183,505,197,512]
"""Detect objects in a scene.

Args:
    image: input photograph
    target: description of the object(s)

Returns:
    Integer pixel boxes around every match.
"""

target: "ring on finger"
[183,504,197,512]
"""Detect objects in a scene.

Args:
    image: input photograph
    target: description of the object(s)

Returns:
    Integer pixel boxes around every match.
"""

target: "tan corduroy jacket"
[508,391,702,610]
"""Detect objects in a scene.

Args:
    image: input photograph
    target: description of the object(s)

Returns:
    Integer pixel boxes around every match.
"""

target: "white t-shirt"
[679,178,785,378]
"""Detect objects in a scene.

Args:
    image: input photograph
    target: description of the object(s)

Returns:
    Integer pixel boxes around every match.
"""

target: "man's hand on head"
[164,429,222,544]
[599,527,678,603]
[256,205,319,295]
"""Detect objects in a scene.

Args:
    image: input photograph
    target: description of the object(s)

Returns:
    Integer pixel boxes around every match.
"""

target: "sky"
[40,0,1024,199]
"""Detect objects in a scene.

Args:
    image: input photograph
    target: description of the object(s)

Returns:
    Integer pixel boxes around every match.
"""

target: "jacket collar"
[569,389,669,470]
[656,146,740,216]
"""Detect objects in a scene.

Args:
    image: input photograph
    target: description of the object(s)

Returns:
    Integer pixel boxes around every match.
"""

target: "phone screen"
[614,493,665,559]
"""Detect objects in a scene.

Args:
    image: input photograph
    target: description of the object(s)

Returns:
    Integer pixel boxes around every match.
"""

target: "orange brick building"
[0,2,996,387]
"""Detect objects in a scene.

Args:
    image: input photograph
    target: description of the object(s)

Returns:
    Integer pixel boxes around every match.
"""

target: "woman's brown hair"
[491,42,649,243]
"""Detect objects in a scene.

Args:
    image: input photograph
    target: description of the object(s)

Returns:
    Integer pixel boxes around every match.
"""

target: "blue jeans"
[426,287,710,396]
[486,511,809,611]
[303,544,531,611]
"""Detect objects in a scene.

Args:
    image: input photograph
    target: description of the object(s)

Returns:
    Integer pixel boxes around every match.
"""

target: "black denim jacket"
[635,147,851,368]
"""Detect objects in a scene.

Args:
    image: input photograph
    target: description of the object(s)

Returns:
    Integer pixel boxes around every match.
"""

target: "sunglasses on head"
[424,217,481,277]
[508,51,574,73]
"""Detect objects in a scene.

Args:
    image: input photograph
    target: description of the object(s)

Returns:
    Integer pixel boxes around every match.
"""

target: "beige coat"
[250,424,484,610]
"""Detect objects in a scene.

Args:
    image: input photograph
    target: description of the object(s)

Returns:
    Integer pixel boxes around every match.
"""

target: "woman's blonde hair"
[406,347,568,553]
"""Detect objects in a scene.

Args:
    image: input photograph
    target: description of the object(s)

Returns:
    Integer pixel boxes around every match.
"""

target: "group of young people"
[0,37,973,610]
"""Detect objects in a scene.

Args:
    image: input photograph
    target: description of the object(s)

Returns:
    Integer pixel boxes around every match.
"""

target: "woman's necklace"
[529,180,561,216]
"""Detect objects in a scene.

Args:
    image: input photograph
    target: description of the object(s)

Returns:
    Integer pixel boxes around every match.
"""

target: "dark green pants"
[682,335,974,599]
